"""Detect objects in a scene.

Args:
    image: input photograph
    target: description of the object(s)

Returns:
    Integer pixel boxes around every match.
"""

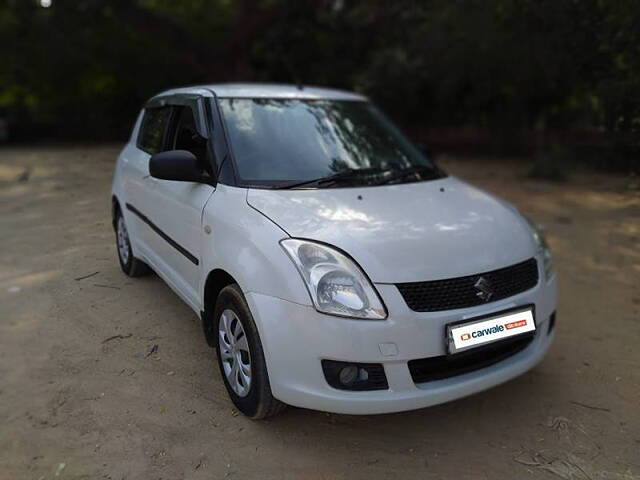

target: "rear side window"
[137,107,171,154]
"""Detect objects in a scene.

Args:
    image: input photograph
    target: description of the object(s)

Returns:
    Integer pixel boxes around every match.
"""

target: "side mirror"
[149,150,210,183]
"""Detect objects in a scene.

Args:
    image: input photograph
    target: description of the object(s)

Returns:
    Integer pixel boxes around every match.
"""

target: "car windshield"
[218,98,444,188]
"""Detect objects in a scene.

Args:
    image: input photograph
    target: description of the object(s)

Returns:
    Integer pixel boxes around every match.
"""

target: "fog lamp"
[339,365,358,385]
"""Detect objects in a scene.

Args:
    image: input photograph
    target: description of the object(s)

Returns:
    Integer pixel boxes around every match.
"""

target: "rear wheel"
[214,284,286,419]
[115,209,151,277]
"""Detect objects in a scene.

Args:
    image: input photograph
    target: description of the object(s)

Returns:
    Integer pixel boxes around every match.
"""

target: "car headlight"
[280,239,387,319]
[525,217,554,281]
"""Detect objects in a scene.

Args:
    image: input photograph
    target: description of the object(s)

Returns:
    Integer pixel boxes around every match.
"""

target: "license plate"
[446,306,535,354]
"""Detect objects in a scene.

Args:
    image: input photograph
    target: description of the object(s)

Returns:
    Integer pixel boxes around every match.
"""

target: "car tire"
[214,284,286,419]
[114,208,151,277]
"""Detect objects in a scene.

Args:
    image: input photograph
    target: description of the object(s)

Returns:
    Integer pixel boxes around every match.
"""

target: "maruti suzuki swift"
[111,84,557,419]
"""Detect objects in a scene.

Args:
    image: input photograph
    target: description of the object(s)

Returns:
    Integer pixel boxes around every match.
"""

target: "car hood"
[247,176,537,283]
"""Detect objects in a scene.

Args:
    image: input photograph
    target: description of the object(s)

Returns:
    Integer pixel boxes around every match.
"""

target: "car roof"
[153,83,368,101]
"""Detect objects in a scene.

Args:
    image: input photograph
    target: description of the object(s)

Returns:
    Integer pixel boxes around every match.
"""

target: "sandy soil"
[0,145,638,480]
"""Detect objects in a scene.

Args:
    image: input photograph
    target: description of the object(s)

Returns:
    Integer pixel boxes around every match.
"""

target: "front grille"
[396,258,539,312]
[408,334,534,384]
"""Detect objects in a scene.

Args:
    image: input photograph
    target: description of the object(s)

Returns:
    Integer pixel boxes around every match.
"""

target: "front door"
[142,102,215,310]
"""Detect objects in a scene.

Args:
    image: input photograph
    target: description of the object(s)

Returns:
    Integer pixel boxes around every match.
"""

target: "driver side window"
[171,106,209,173]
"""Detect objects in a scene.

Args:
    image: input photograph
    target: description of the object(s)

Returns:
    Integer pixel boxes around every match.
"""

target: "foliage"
[1,0,640,147]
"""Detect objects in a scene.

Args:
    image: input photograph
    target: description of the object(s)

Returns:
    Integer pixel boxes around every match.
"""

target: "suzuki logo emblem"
[474,277,494,302]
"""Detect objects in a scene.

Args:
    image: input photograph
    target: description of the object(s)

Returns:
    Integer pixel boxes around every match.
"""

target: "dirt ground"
[0,145,638,480]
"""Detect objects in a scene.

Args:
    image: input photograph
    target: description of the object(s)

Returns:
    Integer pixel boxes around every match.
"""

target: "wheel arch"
[201,268,238,346]
[111,195,121,231]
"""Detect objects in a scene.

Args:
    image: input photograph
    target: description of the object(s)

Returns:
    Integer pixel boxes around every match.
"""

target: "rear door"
[122,106,172,259]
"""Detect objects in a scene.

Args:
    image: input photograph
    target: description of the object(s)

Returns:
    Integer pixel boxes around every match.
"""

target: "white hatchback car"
[111,84,557,419]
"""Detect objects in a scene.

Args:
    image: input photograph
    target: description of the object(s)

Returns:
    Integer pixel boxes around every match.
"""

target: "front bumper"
[246,271,557,415]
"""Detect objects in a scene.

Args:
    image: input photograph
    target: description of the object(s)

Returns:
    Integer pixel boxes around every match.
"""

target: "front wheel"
[214,284,286,419]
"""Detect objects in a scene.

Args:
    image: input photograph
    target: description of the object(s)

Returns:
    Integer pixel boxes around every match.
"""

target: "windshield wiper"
[372,165,444,185]
[274,167,390,189]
